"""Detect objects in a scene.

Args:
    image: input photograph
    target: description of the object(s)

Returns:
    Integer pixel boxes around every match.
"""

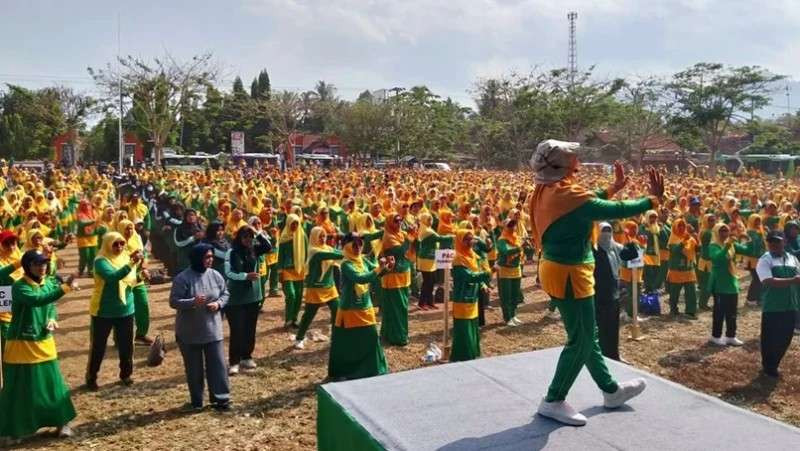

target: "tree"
[265,91,303,165]
[610,77,668,167]
[88,53,217,165]
[251,69,271,100]
[0,84,67,159]
[330,98,394,160]
[84,114,121,162]
[232,76,246,96]
[666,63,784,174]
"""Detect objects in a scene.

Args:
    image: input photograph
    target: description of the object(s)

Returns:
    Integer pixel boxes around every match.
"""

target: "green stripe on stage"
[317,385,385,451]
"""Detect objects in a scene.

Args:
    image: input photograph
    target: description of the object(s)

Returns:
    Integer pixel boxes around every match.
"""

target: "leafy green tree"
[0,84,68,159]
[609,77,669,167]
[89,53,217,165]
[666,63,784,174]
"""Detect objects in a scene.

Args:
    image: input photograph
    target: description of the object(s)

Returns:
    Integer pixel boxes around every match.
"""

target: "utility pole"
[567,11,578,87]
[117,13,124,173]
[787,84,792,116]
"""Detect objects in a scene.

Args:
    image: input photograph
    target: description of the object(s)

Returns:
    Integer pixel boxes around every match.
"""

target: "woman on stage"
[529,139,663,426]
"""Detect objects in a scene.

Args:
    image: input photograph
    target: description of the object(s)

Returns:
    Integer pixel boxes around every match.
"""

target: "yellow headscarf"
[92,232,138,312]
[343,240,369,297]
[667,218,696,262]
[22,229,44,252]
[418,212,435,241]
[305,226,334,282]
[452,229,479,272]
[116,219,144,256]
[279,214,306,275]
[711,223,736,275]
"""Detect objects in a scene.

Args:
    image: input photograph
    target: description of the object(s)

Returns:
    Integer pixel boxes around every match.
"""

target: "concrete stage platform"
[317,347,800,451]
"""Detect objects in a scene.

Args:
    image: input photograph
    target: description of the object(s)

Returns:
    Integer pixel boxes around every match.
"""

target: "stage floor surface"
[318,347,800,450]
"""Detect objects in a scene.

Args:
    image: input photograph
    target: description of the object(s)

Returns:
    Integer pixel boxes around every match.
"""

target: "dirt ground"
[5,246,799,450]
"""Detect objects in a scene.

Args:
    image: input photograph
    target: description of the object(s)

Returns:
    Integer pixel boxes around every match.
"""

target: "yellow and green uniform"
[757,251,800,373]
[450,263,490,362]
[532,180,655,403]
[665,224,698,316]
[329,257,388,380]
[380,230,414,346]
[76,216,97,275]
[707,241,747,295]
[496,235,523,322]
[639,218,661,293]
[296,247,343,341]
[0,276,76,439]
[656,223,671,290]
[697,228,714,309]
[742,219,766,303]
[278,226,307,327]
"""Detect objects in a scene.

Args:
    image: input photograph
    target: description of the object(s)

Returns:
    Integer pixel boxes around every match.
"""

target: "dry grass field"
[5,246,799,450]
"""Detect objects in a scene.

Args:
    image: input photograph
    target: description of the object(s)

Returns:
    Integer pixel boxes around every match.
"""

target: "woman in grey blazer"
[170,243,231,411]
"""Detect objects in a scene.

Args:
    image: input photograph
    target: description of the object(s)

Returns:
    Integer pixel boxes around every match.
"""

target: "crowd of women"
[0,161,797,440]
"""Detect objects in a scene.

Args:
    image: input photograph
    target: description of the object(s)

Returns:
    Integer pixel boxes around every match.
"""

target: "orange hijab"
[529,176,595,247]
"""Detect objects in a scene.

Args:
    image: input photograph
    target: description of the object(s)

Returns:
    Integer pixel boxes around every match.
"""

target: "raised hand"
[647,167,665,200]
[610,161,630,194]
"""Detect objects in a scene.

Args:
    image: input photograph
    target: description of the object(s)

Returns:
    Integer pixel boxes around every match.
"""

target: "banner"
[0,286,11,313]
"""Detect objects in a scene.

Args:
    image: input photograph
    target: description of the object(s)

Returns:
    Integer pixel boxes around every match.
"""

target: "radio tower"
[567,11,578,86]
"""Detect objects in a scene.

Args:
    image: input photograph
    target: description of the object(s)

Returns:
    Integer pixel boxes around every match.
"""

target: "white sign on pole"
[435,249,455,270]
[627,249,645,269]
[0,286,12,313]
[231,131,245,156]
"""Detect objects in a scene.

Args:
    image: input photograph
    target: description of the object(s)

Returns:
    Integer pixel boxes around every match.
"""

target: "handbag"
[639,292,661,316]
[147,334,167,367]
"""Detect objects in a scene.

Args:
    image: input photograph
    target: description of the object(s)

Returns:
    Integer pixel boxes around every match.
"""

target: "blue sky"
[1,0,797,115]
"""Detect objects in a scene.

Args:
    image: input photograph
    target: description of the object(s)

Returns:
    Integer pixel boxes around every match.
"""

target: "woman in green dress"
[497,217,523,326]
[379,213,415,346]
[450,229,490,362]
[0,250,79,439]
[415,212,453,310]
[278,214,307,329]
[328,233,390,380]
[294,226,343,349]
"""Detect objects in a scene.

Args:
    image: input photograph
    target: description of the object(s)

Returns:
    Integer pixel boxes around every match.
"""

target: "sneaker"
[57,425,74,438]
[293,339,305,350]
[506,319,518,327]
[725,337,744,346]
[212,402,231,412]
[84,380,99,391]
[240,359,257,370]
[603,378,647,408]
[269,290,280,297]
[762,367,780,378]
[746,300,758,307]
[546,309,560,320]
[512,317,523,325]
[708,336,726,346]
[537,398,587,426]
[228,364,240,375]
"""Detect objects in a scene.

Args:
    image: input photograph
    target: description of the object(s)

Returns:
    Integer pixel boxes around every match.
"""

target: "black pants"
[419,271,436,307]
[761,311,796,373]
[747,270,762,303]
[226,302,261,365]
[478,288,490,327]
[87,315,134,383]
[594,296,620,360]
[712,292,738,338]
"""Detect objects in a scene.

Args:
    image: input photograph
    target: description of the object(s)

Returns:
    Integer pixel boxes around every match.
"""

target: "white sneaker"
[512,317,523,325]
[240,359,257,370]
[506,319,518,327]
[547,309,561,320]
[228,364,240,376]
[58,424,74,438]
[537,398,587,426]
[293,339,306,350]
[603,378,647,408]
[709,336,726,346]
[725,337,744,346]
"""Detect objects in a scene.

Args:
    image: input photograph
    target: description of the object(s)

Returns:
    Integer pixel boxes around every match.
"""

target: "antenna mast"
[567,11,578,86]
